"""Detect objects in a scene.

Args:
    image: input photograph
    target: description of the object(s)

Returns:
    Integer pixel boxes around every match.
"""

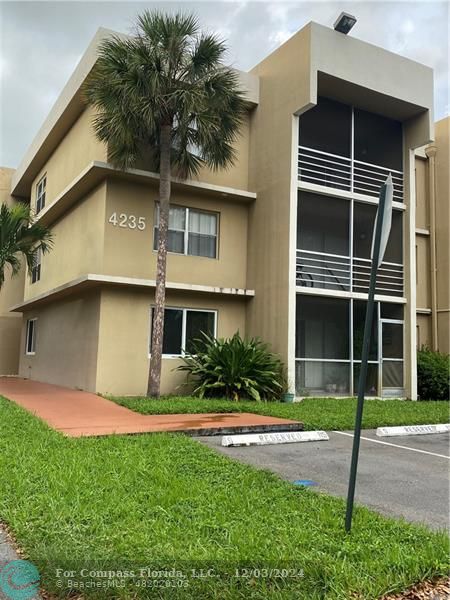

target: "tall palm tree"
[84,11,247,397]
[0,202,53,289]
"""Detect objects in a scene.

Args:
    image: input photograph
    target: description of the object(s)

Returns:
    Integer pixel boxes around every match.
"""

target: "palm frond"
[83,10,247,179]
[0,202,53,289]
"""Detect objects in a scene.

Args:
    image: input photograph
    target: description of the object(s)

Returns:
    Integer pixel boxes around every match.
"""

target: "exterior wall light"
[334,12,357,34]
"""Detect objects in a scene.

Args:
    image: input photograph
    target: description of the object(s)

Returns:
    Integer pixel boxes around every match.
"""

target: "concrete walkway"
[0,378,301,438]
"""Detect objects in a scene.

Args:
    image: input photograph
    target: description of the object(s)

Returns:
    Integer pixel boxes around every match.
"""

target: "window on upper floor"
[353,202,403,264]
[149,307,216,356]
[299,97,352,157]
[31,247,42,284]
[298,99,404,200]
[25,318,37,355]
[153,204,218,259]
[297,192,349,256]
[36,175,46,214]
[353,109,403,171]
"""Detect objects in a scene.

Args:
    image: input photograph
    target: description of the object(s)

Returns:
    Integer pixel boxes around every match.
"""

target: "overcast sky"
[0,1,448,168]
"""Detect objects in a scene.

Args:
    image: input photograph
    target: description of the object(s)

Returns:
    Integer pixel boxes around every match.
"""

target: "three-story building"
[1,21,443,398]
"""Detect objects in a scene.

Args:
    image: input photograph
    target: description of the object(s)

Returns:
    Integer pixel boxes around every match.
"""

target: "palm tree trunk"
[148,124,171,397]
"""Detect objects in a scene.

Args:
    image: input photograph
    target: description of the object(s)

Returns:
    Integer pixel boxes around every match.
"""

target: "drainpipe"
[425,145,438,351]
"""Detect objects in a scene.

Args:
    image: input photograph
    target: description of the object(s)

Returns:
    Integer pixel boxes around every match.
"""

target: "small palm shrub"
[178,333,286,401]
[417,347,450,400]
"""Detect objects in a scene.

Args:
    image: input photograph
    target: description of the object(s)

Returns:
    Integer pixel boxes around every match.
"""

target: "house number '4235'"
[108,212,146,230]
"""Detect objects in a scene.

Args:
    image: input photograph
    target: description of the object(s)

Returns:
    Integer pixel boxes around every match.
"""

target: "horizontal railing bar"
[298,145,351,162]
[297,278,350,289]
[299,157,352,175]
[353,184,404,199]
[299,153,352,170]
[352,186,378,196]
[353,277,403,287]
[354,167,403,182]
[298,252,403,272]
[300,176,352,191]
[299,166,352,183]
[297,255,350,267]
[353,158,403,175]
[298,258,350,269]
[298,264,351,275]
[354,271,404,281]
[353,182,404,194]
[354,268,404,277]
[297,269,351,280]
[299,172,351,188]
[354,178,393,190]
[353,285,403,294]
[354,257,403,268]
[298,146,403,175]
[353,278,403,286]
[354,171,404,188]
[353,273,403,283]
[297,248,350,260]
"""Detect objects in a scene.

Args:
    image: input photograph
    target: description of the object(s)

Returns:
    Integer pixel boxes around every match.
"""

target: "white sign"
[371,173,393,268]
[222,430,329,447]
[376,423,450,437]
[108,212,146,230]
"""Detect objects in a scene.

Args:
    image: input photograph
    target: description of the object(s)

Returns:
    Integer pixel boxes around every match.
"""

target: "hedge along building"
[0,21,441,398]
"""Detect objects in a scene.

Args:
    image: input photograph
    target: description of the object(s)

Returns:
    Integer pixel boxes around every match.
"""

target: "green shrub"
[178,332,286,401]
[417,347,450,400]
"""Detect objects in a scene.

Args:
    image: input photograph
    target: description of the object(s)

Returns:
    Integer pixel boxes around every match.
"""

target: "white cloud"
[1,1,448,167]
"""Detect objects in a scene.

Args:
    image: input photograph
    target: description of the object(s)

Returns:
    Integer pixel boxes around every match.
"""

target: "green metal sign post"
[345,174,393,533]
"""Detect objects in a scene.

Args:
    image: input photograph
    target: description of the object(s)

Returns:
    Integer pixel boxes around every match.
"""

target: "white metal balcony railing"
[296,249,404,297]
[298,146,404,202]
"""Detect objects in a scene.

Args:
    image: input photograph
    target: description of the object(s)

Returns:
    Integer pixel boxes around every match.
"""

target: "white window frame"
[149,307,217,358]
[31,247,42,284]
[25,318,37,355]
[36,175,46,214]
[153,203,219,259]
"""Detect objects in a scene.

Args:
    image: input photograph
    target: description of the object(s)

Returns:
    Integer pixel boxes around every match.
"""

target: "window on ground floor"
[295,296,405,396]
[149,307,216,357]
[296,295,349,359]
[25,318,37,355]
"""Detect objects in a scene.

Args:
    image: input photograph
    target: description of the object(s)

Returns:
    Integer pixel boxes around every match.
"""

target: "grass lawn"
[111,395,450,431]
[0,395,448,599]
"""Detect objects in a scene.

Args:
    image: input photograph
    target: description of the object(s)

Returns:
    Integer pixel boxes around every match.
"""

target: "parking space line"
[333,431,450,459]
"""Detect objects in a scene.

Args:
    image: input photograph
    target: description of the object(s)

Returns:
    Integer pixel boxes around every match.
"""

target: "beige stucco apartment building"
[1,22,448,398]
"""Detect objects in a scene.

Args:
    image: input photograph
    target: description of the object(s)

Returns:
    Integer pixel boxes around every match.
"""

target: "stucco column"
[424,145,438,351]
[405,148,417,399]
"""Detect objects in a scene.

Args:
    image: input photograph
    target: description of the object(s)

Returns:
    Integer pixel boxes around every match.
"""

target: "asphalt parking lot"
[197,430,450,530]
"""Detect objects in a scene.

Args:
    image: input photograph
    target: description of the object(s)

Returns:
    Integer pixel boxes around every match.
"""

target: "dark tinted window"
[185,311,215,353]
[299,97,351,157]
[354,109,402,170]
[296,296,349,359]
[353,203,403,264]
[150,308,183,355]
[297,192,349,255]
[353,301,378,360]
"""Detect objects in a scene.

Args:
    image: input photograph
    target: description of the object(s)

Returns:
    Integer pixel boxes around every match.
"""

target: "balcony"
[298,145,404,202]
[296,249,404,297]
